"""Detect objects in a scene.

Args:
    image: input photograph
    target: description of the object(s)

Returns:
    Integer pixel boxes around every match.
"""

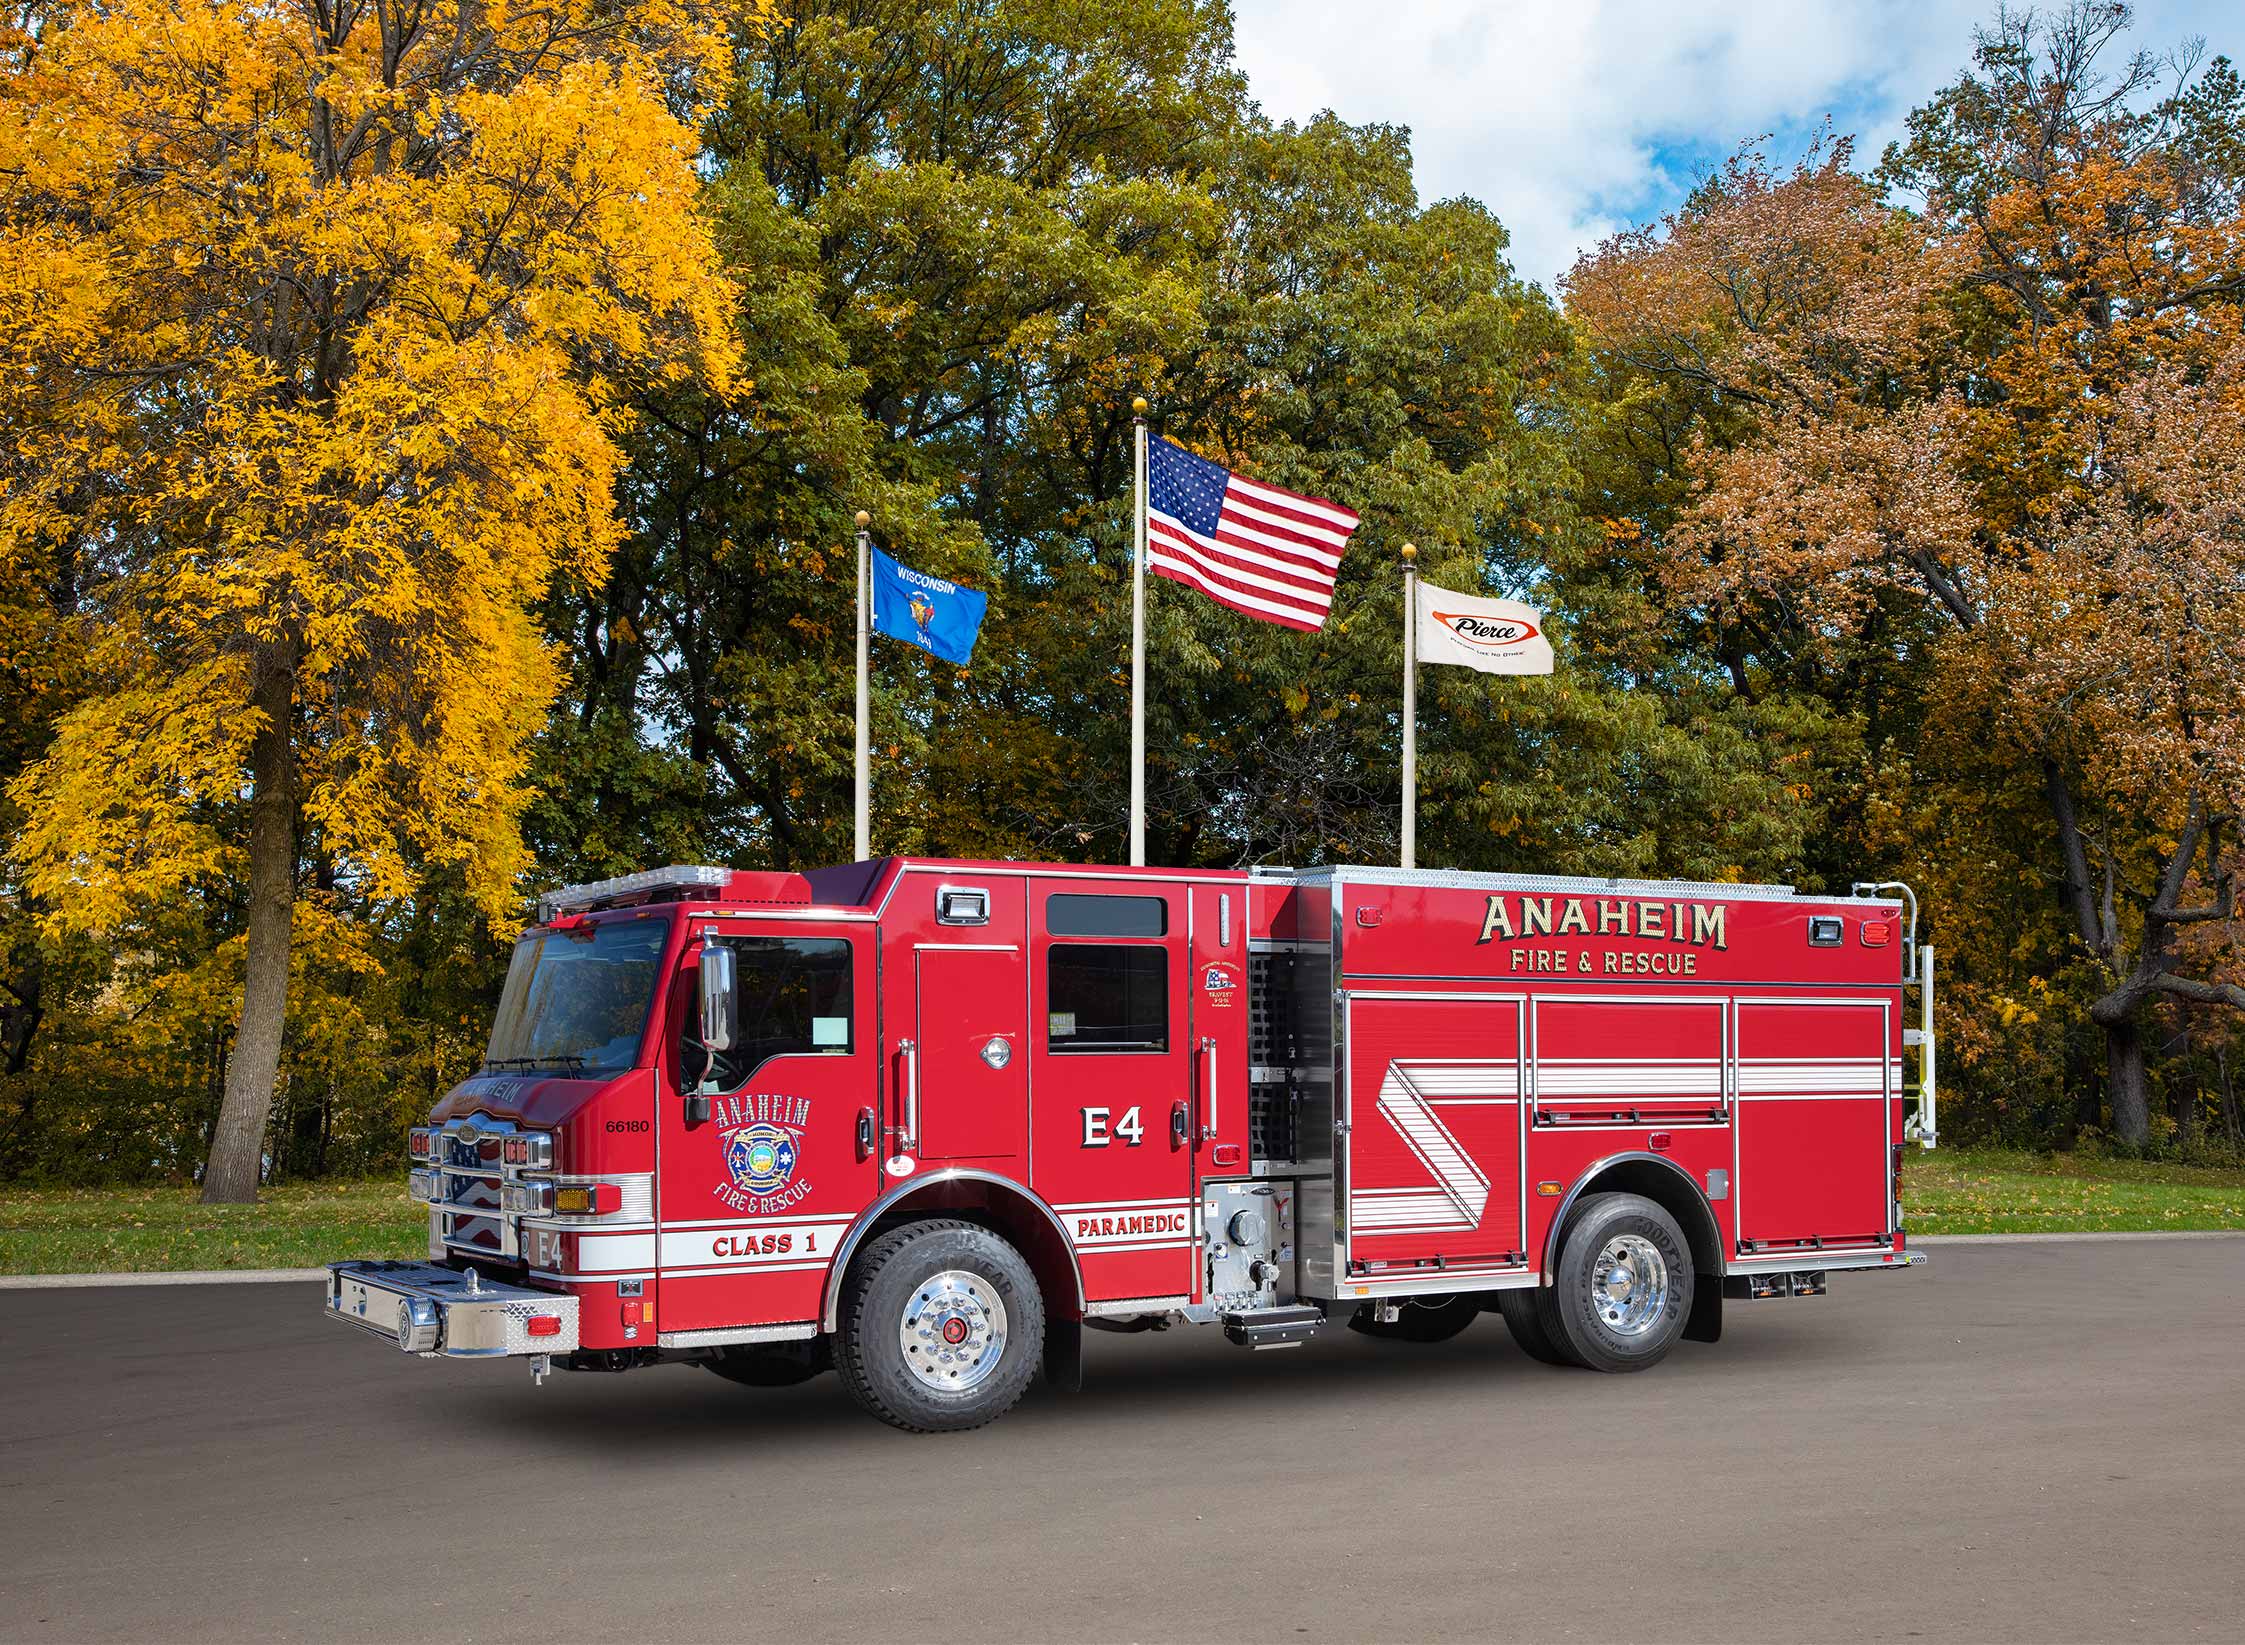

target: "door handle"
[1170,1100,1189,1147]
[897,1038,918,1150]
[856,1106,875,1159]
[1199,1036,1218,1141]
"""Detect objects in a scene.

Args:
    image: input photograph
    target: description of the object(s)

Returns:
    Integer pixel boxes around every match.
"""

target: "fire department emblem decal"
[724,1123,798,1196]
[708,1092,814,1212]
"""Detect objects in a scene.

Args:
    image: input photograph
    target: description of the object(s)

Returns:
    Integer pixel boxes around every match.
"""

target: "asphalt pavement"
[2,1237,2241,1643]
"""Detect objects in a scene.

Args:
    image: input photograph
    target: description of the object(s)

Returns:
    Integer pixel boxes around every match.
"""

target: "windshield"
[484,917,670,1076]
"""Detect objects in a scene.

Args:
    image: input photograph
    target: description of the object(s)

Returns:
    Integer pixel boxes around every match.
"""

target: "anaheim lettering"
[1477,895,1729,951]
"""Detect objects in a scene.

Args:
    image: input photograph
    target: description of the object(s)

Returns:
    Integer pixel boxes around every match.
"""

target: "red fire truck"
[329,858,1934,1432]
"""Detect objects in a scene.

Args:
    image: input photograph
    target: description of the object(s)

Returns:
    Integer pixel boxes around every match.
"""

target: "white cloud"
[1230,0,2234,291]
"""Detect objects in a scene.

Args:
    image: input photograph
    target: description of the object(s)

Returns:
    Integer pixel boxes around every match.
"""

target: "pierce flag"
[1413,581,1553,675]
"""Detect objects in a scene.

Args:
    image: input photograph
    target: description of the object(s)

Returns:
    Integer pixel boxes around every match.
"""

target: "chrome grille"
[434,1115,528,1261]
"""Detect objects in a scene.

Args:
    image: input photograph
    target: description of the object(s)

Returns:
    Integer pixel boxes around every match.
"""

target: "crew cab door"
[1028,881,1198,1301]
[657,920,879,1332]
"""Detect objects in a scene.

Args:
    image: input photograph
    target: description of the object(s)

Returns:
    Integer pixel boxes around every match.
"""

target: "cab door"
[656,921,879,1332]
[1028,881,1198,1302]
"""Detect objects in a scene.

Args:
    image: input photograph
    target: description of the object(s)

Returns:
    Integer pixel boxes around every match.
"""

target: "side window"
[1047,894,1166,937]
[686,936,854,1093]
[1047,945,1168,1053]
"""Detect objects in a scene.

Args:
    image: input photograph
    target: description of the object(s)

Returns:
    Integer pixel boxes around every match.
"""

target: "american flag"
[1146,435,1359,632]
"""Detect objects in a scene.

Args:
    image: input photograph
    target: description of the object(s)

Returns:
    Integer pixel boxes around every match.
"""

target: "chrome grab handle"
[1200,1036,1218,1141]
[898,1038,918,1150]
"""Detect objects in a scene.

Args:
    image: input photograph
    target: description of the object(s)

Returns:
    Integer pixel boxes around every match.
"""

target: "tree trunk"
[200,647,298,1204]
[2218,1048,2241,1149]
[2104,1015,2149,1147]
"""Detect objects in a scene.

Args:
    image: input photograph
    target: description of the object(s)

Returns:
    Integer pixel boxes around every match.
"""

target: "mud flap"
[1043,1317,1083,1393]
[1684,1272,1722,1343]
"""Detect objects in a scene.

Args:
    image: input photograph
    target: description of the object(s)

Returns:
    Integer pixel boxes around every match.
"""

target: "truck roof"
[539,858,1899,924]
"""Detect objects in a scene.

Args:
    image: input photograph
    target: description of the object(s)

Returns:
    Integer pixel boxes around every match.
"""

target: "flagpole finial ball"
[1401,541,1416,562]
[854,510,870,529]
[1132,396,1148,415]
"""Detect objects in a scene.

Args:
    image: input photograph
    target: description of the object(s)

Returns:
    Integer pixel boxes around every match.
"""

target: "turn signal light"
[552,1183,621,1216]
[525,1315,564,1338]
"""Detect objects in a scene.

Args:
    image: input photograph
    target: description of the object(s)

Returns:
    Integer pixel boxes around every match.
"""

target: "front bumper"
[327,1260,580,1358]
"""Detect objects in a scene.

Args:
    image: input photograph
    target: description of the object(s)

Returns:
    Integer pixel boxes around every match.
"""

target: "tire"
[703,1338,830,1388]
[1493,1286,1580,1367]
[1347,1292,1482,1343]
[1543,1192,1693,1373]
[833,1218,1045,1433]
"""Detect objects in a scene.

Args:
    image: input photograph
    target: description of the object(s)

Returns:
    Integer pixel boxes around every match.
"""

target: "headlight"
[501,1180,554,1215]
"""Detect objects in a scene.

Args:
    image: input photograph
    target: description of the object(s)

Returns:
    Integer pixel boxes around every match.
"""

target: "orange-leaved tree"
[1568,9,2245,1142]
[0,0,758,1199]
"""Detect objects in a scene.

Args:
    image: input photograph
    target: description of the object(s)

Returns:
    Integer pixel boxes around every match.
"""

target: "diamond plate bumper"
[326,1260,579,1358]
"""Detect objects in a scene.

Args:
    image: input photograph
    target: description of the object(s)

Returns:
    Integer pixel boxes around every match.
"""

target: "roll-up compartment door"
[1533,997,1728,1127]
[1735,1000,1891,1246]
[1344,995,1524,1275]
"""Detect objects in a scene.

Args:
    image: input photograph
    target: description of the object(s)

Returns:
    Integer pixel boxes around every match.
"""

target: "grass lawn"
[0,1179,426,1275]
[1904,1147,2245,1235]
[0,1149,2239,1274]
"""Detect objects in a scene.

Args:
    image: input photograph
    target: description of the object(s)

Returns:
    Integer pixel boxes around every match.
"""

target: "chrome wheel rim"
[899,1269,1008,1391]
[1590,1233,1668,1337]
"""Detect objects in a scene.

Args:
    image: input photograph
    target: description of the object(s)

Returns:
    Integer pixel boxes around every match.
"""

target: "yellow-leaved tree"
[0,0,759,1199]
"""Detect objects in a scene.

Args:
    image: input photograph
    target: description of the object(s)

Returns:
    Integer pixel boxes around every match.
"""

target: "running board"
[1222,1305,1323,1350]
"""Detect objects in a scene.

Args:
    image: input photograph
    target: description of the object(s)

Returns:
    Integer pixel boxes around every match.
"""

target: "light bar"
[538,864,731,922]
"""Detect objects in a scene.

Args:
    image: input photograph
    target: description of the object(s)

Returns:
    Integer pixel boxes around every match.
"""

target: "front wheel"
[834,1218,1045,1433]
[1543,1192,1693,1372]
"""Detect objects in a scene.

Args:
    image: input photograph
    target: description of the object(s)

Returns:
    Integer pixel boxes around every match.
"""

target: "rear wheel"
[1544,1192,1693,1373]
[834,1218,1045,1433]
[1493,1286,1579,1366]
[1347,1292,1482,1343]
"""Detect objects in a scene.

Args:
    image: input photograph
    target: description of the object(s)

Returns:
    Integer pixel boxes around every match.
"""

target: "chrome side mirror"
[697,940,736,1054]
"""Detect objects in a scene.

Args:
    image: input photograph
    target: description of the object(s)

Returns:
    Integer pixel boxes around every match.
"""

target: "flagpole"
[854,509,871,861]
[1129,396,1148,868]
[1400,541,1417,871]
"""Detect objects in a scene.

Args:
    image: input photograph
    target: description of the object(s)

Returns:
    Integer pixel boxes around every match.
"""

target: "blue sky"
[1230,0,2236,291]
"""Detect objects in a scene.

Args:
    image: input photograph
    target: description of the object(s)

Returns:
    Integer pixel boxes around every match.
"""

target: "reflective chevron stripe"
[1353,1061,1501,1232]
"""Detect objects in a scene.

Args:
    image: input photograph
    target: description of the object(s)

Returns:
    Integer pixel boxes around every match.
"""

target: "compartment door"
[1735,1000,1891,1247]
[1532,996,1728,1127]
[1343,994,1525,1276]
[912,925,1029,1169]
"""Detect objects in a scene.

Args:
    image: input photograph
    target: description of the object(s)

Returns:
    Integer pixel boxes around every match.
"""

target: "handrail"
[1200,1036,1218,1142]
[898,1038,918,1150]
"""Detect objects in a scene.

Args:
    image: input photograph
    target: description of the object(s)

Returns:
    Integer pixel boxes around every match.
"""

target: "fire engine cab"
[328,858,1933,1432]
